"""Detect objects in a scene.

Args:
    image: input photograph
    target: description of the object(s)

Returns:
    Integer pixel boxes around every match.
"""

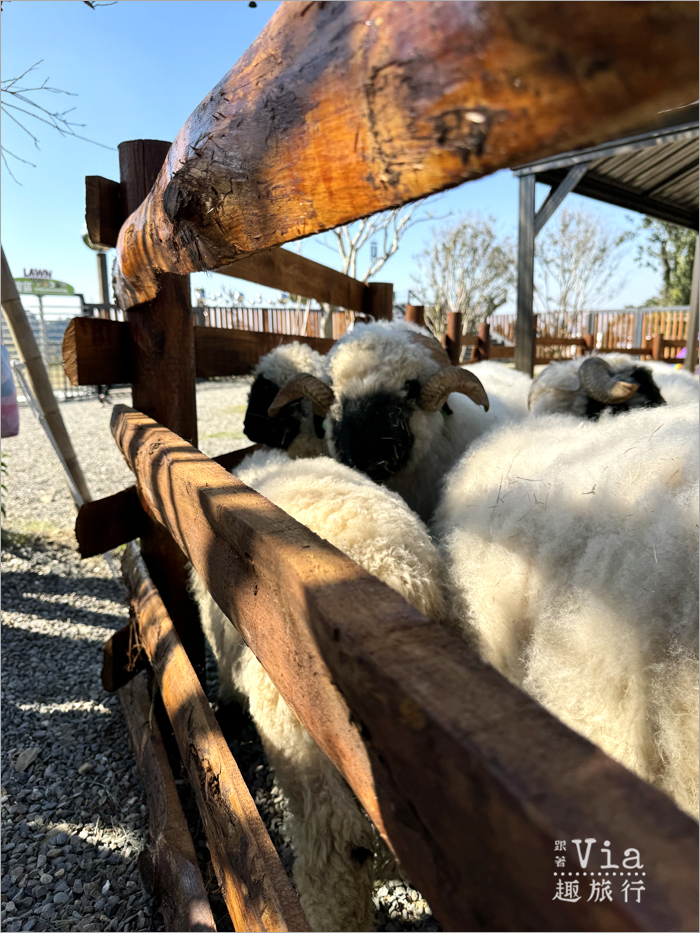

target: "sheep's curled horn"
[267,332,490,416]
[267,373,335,417]
[579,357,639,404]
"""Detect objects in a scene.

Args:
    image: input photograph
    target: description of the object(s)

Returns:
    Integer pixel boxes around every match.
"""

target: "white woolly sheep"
[243,342,328,457]
[528,352,667,419]
[190,449,447,931]
[268,321,529,522]
[433,400,699,817]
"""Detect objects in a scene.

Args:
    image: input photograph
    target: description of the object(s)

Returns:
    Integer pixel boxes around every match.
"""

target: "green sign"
[14,278,75,297]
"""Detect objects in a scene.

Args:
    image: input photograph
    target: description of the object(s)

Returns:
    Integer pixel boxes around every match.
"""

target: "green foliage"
[411,213,516,336]
[635,218,697,306]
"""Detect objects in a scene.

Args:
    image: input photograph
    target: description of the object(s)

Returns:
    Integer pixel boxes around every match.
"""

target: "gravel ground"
[2,380,440,932]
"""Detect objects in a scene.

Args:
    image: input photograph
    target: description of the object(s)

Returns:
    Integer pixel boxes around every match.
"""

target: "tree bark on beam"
[110,403,699,933]
[112,1,699,310]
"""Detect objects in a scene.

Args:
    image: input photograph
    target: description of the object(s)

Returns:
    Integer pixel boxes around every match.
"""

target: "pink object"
[1,345,19,437]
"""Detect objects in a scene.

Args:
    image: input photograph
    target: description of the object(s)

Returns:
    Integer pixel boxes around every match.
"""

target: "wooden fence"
[62,3,698,931]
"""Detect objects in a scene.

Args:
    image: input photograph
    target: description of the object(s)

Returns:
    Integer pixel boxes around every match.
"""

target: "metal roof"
[513,106,699,229]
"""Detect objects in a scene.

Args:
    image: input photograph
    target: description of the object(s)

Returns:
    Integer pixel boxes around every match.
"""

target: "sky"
[1,0,664,316]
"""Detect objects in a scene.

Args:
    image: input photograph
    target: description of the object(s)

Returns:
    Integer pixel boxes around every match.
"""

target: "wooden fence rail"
[105,404,698,933]
[67,2,700,929]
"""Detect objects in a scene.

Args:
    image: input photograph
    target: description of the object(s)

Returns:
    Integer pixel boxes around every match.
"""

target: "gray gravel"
[2,379,440,932]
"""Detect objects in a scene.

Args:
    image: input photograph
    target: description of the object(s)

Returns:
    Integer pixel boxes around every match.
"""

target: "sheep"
[433,399,699,817]
[243,342,328,457]
[189,448,447,931]
[268,321,529,523]
[527,353,667,418]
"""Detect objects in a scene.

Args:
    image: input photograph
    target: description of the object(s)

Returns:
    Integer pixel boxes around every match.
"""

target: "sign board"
[14,278,75,297]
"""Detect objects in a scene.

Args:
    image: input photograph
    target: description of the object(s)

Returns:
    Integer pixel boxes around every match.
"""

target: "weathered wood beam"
[123,542,308,932]
[194,326,334,378]
[75,485,146,558]
[110,404,699,933]
[515,173,536,375]
[102,617,146,693]
[220,248,367,312]
[118,672,217,933]
[684,237,699,372]
[86,176,123,250]
[534,163,589,237]
[444,310,462,364]
[118,139,206,686]
[62,318,335,386]
[112,1,699,310]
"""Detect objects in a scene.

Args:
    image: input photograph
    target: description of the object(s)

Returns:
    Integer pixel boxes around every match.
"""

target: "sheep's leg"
[240,654,376,932]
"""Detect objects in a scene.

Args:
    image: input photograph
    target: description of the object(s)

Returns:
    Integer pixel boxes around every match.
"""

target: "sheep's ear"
[268,373,335,418]
[419,368,489,412]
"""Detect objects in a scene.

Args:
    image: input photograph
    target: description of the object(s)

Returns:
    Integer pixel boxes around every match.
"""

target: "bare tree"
[411,213,516,337]
[1,3,115,182]
[534,207,630,333]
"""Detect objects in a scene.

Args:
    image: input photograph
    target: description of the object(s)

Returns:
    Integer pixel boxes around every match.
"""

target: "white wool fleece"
[434,400,699,817]
[190,450,446,930]
[253,340,326,383]
[324,322,528,522]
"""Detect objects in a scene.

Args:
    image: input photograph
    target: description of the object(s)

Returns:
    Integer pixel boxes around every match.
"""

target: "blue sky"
[2,0,661,312]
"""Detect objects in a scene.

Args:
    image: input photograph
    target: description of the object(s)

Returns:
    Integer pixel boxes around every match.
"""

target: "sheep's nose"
[332,393,414,483]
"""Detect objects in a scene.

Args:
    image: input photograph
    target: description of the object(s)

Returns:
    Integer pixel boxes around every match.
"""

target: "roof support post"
[515,175,536,375]
[683,236,699,372]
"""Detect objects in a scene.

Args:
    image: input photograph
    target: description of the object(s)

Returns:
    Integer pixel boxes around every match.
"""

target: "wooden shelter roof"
[513,105,699,229]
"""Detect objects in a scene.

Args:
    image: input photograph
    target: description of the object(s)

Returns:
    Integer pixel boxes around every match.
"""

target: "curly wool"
[324,322,529,522]
[644,360,699,407]
[190,449,447,930]
[433,401,699,817]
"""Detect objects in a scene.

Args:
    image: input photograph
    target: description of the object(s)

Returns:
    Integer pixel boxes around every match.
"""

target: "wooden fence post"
[652,332,665,361]
[515,174,536,375]
[405,304,425,327]
[471,322,491,362]
[118,139,205,684]
[364,282,393,320]
[684,237,699,372]
[445,311,462,364]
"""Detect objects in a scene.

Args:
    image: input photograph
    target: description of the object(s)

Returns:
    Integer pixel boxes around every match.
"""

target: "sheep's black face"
[244,374,302,449]
[331,383,418,483]
[585,366,666,420]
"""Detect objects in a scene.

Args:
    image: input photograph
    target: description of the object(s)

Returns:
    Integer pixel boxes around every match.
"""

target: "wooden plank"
[86,176,124,250]
[62,319,336,386]
[123,543,308,933]
[515,174,536,375]
[111,404,699,933]
[534,163,589,237]
[194,326,334,378]
[111,1,699,310]
[75,485,146,558]
[470,322,491,362]
[536,336,588,347]
[118,672,217,932]
[62,317,131,386]
[220,248,367,312]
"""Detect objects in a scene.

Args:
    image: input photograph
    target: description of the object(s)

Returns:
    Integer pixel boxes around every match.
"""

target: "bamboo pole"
[1,247,91,503]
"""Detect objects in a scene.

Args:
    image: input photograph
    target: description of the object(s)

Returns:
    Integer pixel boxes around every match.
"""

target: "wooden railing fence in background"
[63,2,699,930]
